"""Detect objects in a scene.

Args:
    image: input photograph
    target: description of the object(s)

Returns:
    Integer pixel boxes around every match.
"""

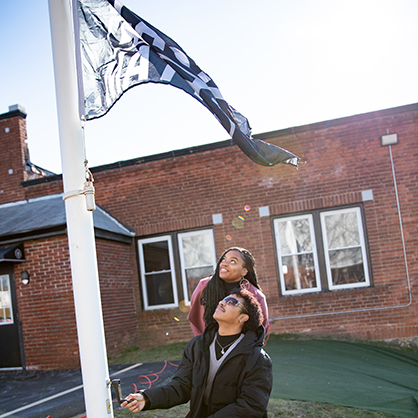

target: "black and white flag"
[75,0,299,167]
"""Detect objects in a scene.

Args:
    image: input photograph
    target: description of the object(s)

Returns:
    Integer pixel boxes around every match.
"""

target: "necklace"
[216,335,240,355]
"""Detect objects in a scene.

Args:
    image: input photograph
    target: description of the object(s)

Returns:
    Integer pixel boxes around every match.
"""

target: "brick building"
[0,102,417,370]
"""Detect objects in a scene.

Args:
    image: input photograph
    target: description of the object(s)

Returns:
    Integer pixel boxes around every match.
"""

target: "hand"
[120,393,146,413]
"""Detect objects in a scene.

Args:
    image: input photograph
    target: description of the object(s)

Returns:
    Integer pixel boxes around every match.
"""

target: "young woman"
[122,289,272,417]
[187,247,269,336]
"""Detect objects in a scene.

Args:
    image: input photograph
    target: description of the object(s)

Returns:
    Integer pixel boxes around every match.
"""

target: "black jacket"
[143,323,273,417]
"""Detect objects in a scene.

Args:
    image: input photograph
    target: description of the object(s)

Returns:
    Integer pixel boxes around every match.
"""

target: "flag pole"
[47,0,113,416]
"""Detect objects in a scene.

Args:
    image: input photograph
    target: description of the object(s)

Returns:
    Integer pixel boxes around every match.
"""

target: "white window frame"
[274,214,321,295]
[320,207,370,290]
[137,235,179,310]
[0,274,14,325]
[178,229,217,305]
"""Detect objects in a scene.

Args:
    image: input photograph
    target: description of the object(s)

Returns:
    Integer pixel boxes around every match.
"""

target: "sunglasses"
[221,296,248,313]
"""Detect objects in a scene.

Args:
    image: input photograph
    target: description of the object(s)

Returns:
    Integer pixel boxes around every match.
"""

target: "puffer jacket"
[143,323,272,418]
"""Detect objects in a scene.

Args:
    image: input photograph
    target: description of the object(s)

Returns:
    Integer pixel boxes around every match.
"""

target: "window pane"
[185,266,214,300]
[181,234,213,267]
[178,230,216,304]
[278,219,312,255]
[145,272,174,306]
[5,308,12,321]
[321,208,370,290]
[2,276,9,292]
[324,212,360,249]
[282,254,317,291]
[329,247,363,268]
[330,248,366,285]
[143,241,170,272]
[0,275,13,324]
[1,291,11,308]
[275,216,321,294]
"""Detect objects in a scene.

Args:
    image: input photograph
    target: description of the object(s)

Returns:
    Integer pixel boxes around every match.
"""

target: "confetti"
[232,218,244,229]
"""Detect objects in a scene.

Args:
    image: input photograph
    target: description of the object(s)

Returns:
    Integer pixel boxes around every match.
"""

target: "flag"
[75,0,299,167]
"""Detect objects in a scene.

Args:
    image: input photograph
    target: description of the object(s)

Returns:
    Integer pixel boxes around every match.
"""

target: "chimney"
[0,105,29,204]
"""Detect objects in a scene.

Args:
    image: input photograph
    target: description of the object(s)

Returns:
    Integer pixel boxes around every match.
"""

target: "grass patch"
[267,333,418,354]
[108,335,411,418]
[113,398,398,417]
[109,334,417,366]
[108,342,187,365]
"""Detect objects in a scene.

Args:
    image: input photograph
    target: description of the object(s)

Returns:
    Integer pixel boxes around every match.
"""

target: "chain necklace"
[216,335,240,355]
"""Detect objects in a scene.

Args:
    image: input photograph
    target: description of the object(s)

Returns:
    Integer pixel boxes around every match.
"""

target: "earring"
[240,277,249,290]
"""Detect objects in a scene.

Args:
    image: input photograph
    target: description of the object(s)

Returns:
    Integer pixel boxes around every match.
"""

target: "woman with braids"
[187,247,269,336]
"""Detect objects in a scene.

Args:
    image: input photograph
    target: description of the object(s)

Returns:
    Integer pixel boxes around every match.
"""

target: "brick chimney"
[0,105,30,204]
[0,105,57,205]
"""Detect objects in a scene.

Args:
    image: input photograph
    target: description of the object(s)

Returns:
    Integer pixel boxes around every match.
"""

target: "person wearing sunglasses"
[122,288,272,417]
[188,247,269,337]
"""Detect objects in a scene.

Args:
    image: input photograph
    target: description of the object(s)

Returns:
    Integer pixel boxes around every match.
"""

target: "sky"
[1,0,417,174]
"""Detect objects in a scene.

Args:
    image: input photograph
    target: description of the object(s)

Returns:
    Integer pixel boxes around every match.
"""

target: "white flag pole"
[47,0,113,416]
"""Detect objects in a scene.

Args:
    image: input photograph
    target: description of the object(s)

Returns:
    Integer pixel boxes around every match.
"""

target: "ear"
[239,313,249,324]
[242,267,248,278]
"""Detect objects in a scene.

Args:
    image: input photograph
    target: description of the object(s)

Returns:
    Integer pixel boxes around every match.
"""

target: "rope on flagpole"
[62,116,96,211]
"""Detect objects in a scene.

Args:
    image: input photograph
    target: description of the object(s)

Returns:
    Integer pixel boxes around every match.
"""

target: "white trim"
[212,213,223,224]
[320,207,370,290]
[178,229,216,305]
[259,206,270,217]
[137,236,179,310]
[362,189,374,202]
[274,215,321,295]
[0,274,14,325]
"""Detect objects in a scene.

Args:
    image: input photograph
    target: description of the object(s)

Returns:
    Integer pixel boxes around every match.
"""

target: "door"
[0,270,22,368]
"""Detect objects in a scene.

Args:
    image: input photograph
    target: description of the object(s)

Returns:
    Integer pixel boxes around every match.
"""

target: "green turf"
[264,338,418,417]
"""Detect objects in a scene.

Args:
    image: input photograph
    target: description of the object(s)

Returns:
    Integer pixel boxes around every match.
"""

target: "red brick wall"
[13,236,136,370]
[17,104,418,353]
[14,236,79,370]
[0,112,27,204]
[96,239,139,357]
[90,105,418,346]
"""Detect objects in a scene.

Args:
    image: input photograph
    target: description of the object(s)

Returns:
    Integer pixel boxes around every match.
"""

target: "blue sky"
[1,0,417,174]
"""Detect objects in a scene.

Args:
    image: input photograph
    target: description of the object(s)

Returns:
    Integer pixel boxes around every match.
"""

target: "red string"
[136,360,179,390]
[45,360,179,417]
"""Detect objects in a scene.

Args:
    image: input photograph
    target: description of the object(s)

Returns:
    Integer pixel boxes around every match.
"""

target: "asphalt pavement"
[0,361,179,418]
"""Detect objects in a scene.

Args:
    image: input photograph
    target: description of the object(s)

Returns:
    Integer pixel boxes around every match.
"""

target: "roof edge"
[254,102,418,140]
[20,102,418,184]
[0,109,27,121]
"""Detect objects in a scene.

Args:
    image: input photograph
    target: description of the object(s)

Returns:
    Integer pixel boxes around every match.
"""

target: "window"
[138,236,178,310]
[274,215,321,295]
[138,229,216,310]
[274,206,370,295]
[320,208,369,290]
[178,230,217,304]
[0,275,13,324]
